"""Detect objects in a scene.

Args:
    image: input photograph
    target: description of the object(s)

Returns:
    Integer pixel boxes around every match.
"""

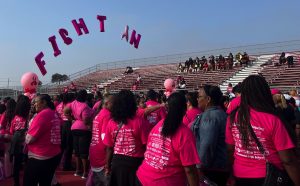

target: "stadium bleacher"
[39,50,300,95]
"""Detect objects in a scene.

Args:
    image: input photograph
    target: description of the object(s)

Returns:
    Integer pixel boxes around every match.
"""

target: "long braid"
[232,75,276,149]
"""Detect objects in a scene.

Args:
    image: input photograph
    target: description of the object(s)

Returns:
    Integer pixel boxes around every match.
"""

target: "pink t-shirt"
[89,108,111,168]
[92,100,102,112]
[70,100,94,130]
[10,115,27,134]
[54,101,60,108]
[227,87,233,94]
[55,102,70,121]
[182,107,201,128]
[136,108,145,118]
[27,108,62,157]
[225,108,295,178]
[145,100,166,126]
[103,115,149,157]
[136,108,152,135]
[137,120,200,186]
[226,96,241,114]
[0,112,10,135]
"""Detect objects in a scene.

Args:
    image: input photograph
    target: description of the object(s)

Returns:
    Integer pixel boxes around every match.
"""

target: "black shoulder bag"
[248,124,293,186]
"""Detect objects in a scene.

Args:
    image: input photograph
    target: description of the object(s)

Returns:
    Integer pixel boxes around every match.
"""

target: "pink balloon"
[97,15,107,32]
[164,79,176,98]
[72,18,89,36]
[122,25,129,42]
[164,78,175,91]
[21,72,39,93]
[59,28,73,45]
[129,30,141,49]
[24,92,37,101]
[164,91,172,98]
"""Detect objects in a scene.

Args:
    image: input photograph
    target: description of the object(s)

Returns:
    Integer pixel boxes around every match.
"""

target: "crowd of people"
[0,74,300,186]
[177,52,250,73]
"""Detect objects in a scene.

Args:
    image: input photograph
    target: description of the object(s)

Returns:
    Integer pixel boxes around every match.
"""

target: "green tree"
[51,73,62,84]
[61,74,69,82]
[51,73,69,84]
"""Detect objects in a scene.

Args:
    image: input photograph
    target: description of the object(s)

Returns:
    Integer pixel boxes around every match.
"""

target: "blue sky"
[0,0,299,86]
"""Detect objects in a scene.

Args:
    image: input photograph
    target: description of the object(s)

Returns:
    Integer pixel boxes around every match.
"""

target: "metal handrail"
[41,39,300,85]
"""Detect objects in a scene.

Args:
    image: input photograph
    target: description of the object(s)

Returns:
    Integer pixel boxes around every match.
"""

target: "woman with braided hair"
[226,75,300,186]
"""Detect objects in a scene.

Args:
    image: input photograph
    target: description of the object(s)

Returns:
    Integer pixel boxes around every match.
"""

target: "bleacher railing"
[1,40,300,96]
[62,39,300,82]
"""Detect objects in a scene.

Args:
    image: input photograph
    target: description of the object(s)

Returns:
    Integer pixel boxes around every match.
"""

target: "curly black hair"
[15,95,31,119]
[110,90,137,124]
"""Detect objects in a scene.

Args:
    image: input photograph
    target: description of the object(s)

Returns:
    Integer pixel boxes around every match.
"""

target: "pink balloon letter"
[122,25,129,42]
[97,15,107,32]
[130,30,141,49]
[35,52,47,76]
[72,18,89,36]
[59,28,73,45]
[48,36,61,57]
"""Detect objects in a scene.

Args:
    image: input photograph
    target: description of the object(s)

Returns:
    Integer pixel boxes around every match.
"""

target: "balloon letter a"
[122,25,129,42]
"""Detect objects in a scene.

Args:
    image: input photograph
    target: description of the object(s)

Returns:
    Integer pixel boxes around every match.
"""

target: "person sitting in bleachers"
[188,57,194,73]
[177,63,184,73]
[91,84,98,94]
[200,56,207,70]
[208,55,215,71]
[235,52,242,65]
[203,61,209,73]
[184,60,190,73]
[228,52,234,69]
[178,78,186,89]
[240,52,250,66]
[193,57,200,72]
[136,74,142,85]
[176,75,183,86]
[124,66,133,74]
[226,83,233,95]
[69,81,77,92]
[215,56,220,70]
[279,52,286,65]
[218,54,225,70]
[132,82,137,91]
[287,55,294,68]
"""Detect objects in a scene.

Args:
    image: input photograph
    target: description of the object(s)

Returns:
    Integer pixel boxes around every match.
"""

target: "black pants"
[203,170,230,186]
[13,153,23,186]
[235,177,265,186]
[93,169,109,186]
[109,154,143,186]
[61,121,73,169]
[23,154,61,186]
[72,130,91,159]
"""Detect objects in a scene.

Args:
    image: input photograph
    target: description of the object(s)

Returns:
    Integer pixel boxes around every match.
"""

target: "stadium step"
[219,55,274,93]
[97,75,124,88]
